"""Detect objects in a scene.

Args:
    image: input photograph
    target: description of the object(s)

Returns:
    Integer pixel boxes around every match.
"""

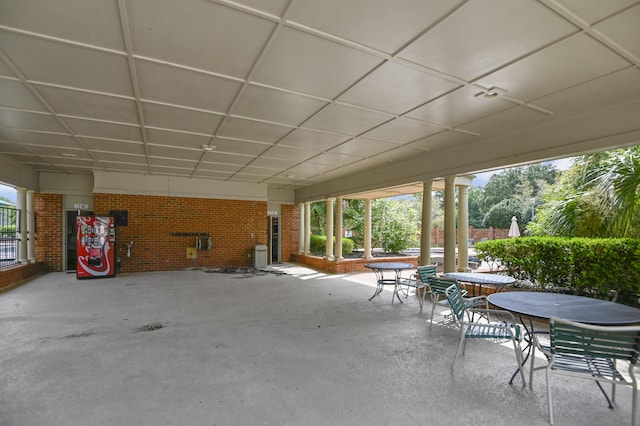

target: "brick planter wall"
[290,253,419,274]
[0,262,46,293]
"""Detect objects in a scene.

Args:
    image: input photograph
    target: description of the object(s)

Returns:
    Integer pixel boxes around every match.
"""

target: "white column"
[457,184,469,272]
[298,203,305,254]
[335,197,343,260]
[304,202,311,255]
[420,180,433,266]
[325,198,335,261]
[364,199,372,259]
[444,176,456,273]
[16,187,28,264]
[26,190,36,263]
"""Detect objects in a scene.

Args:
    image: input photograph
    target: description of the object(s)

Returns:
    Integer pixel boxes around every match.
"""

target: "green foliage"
[532,147,640,238]
[475,237,640,305]
[482,198,526,228]
[0,224,16,234]
[309,201,326,234]
[342,237,354,254]
[468,187,485,228]
[309,234,354,255]
[482,164,557,213]
[343,198,420,252]
[472,163,557,230]
[372,199,419,253]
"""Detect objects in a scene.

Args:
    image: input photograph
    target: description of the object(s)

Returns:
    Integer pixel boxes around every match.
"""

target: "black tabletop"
[443,272,515,285]
[364,262,414,270]
[487,291,640,325]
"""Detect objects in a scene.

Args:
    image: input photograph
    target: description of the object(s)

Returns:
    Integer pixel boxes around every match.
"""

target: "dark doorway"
[65,210,92,270]
[269,216,279,264]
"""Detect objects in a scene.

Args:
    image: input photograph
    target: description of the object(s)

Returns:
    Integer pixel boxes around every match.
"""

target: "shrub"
[474,237,640,305]
[309,235,354,256]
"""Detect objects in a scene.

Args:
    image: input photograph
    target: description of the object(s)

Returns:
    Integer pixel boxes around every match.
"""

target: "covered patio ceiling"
[0,1,639,201]
[342,180,442,200]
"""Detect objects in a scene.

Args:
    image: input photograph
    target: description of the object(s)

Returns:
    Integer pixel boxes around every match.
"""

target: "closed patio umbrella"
[508,216,520,238]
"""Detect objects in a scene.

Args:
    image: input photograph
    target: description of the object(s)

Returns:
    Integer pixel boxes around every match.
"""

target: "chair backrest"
[445,283,467,322]
[550,317,640,365]
[416,265,437,282]
[427,276,458,295]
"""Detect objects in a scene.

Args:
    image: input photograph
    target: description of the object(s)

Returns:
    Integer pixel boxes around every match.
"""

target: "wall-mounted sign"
[267,211,279,216]
[73,203,89,210]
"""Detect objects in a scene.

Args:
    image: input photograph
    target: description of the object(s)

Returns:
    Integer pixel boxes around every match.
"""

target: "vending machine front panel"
[77,216,116,279]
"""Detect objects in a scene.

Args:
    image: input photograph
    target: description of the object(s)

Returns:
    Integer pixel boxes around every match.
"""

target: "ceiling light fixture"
[474,86,503,99]
[484,89,499,98]
[201,145,215,151]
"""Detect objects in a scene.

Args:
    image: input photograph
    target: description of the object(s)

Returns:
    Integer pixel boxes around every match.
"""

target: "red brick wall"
[431,226,510,246]
[34,193,63,272]
[0,262,46,292]
[280,204,299,261]
[93,193,270,273]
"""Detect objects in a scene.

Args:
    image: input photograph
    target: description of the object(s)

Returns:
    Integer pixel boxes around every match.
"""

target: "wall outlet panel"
[186,248,197,259]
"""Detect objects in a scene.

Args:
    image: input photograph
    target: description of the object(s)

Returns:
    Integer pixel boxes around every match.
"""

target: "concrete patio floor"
[0,264,635,426]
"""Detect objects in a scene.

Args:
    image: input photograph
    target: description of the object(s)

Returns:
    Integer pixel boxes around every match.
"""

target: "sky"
[0,158,576,204]
[0,185,16,203]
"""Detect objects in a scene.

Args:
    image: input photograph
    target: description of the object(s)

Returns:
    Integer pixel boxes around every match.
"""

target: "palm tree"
[533,147,640,237]
[590,147,640,237]
[309,201,326,234]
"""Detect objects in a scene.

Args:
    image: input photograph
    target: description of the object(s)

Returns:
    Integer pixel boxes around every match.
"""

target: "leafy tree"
[482,198,527,228]
[0,196,17,229]
[309,201,326,234]
[379,198,420,252]
[531,147,640,237]
[480,164,558,226]
[468,186,485,228]
[589,147,640,237]
[342,197,420,251]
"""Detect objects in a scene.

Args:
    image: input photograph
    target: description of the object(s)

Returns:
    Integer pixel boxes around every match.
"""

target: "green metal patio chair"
[445,283,526,385]
[530,317,640,425]
[397,265,437,313]
[424,276,480,329]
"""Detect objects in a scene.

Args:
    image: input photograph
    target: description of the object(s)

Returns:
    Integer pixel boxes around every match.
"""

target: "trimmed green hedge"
[0,225,16,234]
[310,234,354,255]
[474,237,640,305]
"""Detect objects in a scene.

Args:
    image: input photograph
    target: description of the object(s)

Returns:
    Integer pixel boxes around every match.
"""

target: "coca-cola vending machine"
[76,216,116,279]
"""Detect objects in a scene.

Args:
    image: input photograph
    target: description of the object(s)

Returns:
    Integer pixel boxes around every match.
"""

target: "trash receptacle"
[253,244,267,269]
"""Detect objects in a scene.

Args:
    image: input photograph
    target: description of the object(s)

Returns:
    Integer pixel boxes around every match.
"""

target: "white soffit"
[0,0,637,200]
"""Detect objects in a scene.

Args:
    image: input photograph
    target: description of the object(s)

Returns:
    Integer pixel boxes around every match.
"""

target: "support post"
[420,180,433,266]
[298,203,305,254]
[304,202,311,255]
[16,187,28,264]
[335,197,343,260]
[444,177,456,273]
[457,183,469,272]
[26,190,36,263]
[325,198,335,261]
[364,199,372,259]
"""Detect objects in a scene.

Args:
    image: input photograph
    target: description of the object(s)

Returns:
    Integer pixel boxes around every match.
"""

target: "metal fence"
[0,205,18,268]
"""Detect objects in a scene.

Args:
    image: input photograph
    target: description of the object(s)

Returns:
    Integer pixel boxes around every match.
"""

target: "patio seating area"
[1,264,637,425]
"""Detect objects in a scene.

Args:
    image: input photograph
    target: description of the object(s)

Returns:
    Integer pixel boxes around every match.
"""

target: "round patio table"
[365,262,415,304]
[488,291,640,386]
[443,272,515,296]
[487,291,640,325]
